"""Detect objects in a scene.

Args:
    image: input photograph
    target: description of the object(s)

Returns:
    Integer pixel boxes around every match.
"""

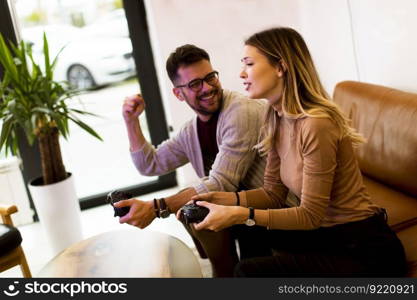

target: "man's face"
[173,60,223,121]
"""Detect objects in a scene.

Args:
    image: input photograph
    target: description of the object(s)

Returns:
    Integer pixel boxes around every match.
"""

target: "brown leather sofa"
[333,81,417,277]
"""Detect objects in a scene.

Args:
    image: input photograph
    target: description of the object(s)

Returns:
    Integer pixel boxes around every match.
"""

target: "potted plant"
[0,33,102,254]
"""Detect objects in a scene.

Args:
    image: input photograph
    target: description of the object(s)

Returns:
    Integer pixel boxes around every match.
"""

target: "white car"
[22,25,136,90]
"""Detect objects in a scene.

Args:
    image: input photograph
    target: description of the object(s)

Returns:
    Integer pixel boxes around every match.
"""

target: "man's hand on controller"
[114,199,155,229]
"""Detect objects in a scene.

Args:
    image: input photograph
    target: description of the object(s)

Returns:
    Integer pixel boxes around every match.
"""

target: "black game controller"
[180,203,209,224]
[106,190,132,217]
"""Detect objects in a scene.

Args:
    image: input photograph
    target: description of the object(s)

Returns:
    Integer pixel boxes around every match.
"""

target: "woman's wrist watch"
[245,207,256,226]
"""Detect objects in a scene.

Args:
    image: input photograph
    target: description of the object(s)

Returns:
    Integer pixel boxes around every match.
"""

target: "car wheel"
[67,64,96,90]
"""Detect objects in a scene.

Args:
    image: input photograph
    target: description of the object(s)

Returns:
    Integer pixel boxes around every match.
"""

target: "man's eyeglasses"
[175,71,219,92]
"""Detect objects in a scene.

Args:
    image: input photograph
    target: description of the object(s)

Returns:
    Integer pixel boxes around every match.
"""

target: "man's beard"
[187,88,223,116]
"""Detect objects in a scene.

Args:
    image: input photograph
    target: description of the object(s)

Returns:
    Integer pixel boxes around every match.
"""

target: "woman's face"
[240,45,284,107]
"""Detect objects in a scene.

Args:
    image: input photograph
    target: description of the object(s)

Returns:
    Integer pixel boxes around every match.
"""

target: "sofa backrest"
[333,81,417,198]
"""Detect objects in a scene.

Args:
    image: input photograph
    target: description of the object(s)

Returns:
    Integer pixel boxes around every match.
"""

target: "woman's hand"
[193,201,247,232]
[175,191,244,225]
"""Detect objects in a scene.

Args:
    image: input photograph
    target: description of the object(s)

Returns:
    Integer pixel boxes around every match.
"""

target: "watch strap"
[158,198,171,218]
[153,199,160,218]
[245,207,256,226]
[159,198,167,210]
[249,207,254,219]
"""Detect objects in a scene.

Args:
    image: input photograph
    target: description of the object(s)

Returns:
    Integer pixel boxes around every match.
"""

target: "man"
[118,44,266,276]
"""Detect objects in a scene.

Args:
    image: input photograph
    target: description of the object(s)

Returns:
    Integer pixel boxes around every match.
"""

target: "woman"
[188,27,407,277]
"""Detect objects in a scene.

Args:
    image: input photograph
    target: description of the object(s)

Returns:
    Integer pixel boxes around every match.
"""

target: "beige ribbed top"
[239,115,380,230]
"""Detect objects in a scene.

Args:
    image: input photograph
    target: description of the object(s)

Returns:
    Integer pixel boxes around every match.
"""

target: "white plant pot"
[28,173,83,255]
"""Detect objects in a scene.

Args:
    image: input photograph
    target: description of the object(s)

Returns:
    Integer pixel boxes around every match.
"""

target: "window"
[0,0,176,213]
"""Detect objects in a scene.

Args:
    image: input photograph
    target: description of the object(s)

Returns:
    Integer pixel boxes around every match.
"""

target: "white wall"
[145,0,301,124]
[349,0,417,92]
[296,0,359,95]
[144,0,417,186]
[296,0,417,93]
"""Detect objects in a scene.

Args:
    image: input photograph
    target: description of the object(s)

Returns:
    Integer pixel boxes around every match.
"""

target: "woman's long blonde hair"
[245,27,365,154]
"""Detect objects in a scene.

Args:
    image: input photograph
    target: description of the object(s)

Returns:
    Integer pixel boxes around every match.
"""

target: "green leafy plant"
[0,33,102,185]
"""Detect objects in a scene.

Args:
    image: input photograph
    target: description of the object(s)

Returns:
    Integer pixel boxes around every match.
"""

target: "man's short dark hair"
[166,44,210,84]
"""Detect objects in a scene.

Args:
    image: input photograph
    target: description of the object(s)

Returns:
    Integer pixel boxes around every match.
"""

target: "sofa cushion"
[334,81,417,198]
[364,177,417,231]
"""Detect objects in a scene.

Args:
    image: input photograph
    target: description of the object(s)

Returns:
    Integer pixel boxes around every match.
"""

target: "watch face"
[160,210,170,218]
[245,219,256,226]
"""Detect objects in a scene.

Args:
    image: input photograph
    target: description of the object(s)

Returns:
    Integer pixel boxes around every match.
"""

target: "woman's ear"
[275,66,284,78]
[275,60,287,78]
[275,67,283,78]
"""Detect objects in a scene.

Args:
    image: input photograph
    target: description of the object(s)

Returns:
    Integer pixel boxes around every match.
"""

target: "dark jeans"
[182,223,239,277]
[182,221,276,277]
[234,211,408,277]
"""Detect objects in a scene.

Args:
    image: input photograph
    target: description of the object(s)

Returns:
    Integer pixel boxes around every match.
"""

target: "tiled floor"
[1,187,212,278]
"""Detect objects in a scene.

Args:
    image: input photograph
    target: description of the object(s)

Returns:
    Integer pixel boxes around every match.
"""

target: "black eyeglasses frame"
[175,71,219,92]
